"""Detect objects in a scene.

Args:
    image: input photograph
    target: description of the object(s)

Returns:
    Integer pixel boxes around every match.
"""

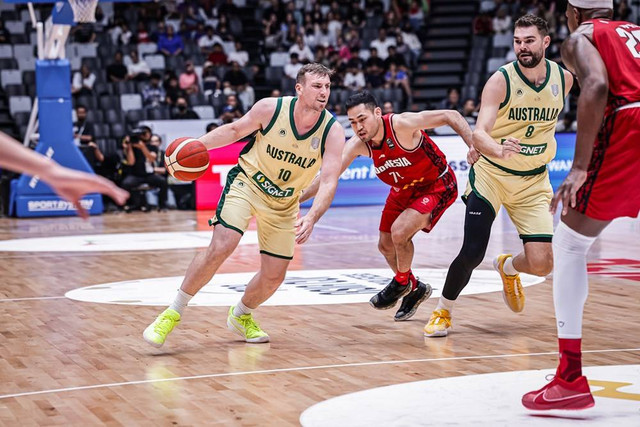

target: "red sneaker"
[522,375,595,410]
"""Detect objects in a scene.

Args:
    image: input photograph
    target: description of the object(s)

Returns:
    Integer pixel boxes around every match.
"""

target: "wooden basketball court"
[0,203,638,425]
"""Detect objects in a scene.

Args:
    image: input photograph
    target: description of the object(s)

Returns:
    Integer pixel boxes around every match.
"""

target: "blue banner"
[302,134,577,208]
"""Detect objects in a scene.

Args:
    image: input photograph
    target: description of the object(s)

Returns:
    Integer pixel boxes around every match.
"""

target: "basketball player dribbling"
[144,64,345,346]
[424,15,574,337]
[523,0,640,410]
[301,91,476,321]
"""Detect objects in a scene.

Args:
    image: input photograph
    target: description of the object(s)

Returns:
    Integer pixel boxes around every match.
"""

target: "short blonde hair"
[296,63,334,85]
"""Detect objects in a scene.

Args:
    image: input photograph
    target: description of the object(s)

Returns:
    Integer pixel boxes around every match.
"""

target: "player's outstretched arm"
[395,109,474,148]
[198,98,278,150]
[473,71,521,160]
[299,134,367,203]
[295,123,346,244]
[551,30,608,215]
[0,131,129,218]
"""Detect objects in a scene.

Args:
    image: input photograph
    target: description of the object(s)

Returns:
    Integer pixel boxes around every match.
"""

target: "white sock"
[169,289,193,316]
[436,296,455,314]
[233,300,253,317]
[553,221,597,339]
[503,256,520,276]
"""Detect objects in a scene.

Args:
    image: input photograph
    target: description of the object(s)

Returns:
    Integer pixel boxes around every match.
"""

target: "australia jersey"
[365,113,448,190]
[589,19,640,116]
[481,59,566,175]
[238,96,335,200]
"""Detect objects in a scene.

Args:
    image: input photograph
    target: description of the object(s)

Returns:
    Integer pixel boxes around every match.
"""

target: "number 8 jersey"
[484,59,566,175]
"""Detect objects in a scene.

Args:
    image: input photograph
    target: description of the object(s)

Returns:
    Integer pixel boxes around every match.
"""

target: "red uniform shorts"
[379,168,458,233]
[576,106,640,221]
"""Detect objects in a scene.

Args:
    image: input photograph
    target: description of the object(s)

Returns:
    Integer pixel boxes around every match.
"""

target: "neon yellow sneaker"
[143,308,180,348]
[423,309,452,337]
[494,254,525,313]
[227,306,270,343]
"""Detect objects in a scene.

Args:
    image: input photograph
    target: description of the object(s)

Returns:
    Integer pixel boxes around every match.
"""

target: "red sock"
[395,270,411,286]
[557,338,582,382]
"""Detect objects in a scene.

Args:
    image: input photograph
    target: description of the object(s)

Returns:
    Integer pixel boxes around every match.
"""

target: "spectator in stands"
[384,63,412,106]
[127,50,151,81]
[223,61,254,109]
[493,7,512,34]
[327,11,343,41]
[555,112,577,132]
[202,62,221,96]
[314,46,330,67]
[282,22,300,50]
[72,64,96,97]
[408,0,426,30]
[121,126,167,212]
[384,45,408,70]
[73,23,96,43]
[284,53,304,82]
[106,51,128,83]
[473,11,493,36]
[344,65,366,91]
[366,64,385,89]
[119,23,133,46]
[263,12,283,50]
[365,47,385,70]
[73,105,95,146]
[348,0,367,30]
[158,25,184,57]
[289,35,314,63]
[171,97,199,120]
[142,73,166,109]
[0,21,9,44]
[314,21,335,49]
[198,26,224,55]
[382,101,394,114]
[207,43,228,66]
[616,0,632,20]
[394,34,414,68]
[164,74,186,106]
[151,21,166,43]
[228,41,249,67]
[218,94,243,124]
[136,22,150,44]
[179,61,199,95]
[462,98,478,124]
[337,36,353,63]
[347,28,362,52]
[370,29,395,60]
[438,88,462,112]
[401,23,422,63]
[382,10,400,36]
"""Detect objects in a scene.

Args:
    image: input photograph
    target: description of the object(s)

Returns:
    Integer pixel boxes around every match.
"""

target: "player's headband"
[568,0,613,9]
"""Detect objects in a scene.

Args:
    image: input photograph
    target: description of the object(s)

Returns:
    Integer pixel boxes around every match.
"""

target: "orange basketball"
[164,137,210,181]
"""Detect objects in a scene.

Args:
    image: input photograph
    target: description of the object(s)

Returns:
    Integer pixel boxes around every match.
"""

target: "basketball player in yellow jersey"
[424,15,574,337]
[144,64,345,346]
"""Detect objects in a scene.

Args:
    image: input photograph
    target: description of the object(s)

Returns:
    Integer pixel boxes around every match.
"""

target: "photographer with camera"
[121,126,168,212]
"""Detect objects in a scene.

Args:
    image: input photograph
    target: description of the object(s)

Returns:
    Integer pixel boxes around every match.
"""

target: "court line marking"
[0,296,66,302]
[314,224,360,233]
[0,347,638,400]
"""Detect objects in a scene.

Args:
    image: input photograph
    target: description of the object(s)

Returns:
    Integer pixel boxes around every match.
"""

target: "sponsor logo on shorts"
[252,172,295,198]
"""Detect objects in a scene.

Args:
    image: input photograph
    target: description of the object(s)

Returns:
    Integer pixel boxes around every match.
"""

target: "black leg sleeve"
[441,192,496,301]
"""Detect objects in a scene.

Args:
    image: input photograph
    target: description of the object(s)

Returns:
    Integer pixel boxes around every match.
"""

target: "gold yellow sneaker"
[494,254,525,313]
[423,309,452,337]
[227,306,270,343]
[143,308,180,348]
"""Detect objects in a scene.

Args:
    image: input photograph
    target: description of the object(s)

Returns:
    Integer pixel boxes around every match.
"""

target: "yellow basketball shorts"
[464,161,553,240]
[210,166,298,259]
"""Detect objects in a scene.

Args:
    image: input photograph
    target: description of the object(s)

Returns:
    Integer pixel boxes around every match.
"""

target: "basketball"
[164,137,210,181]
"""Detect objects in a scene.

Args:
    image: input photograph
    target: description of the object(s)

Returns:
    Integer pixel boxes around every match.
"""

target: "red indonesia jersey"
[590,19,640,115]
[366,114,449,190]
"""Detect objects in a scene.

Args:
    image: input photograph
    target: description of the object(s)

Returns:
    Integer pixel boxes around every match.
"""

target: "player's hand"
[45,164,129,219]
[550,167,588,215]
[499,137,521,159]
[467,146,480,165]
[295,214,316,244]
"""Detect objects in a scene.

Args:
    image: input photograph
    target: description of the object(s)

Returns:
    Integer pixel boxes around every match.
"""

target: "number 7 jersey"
[485,59,566,175]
